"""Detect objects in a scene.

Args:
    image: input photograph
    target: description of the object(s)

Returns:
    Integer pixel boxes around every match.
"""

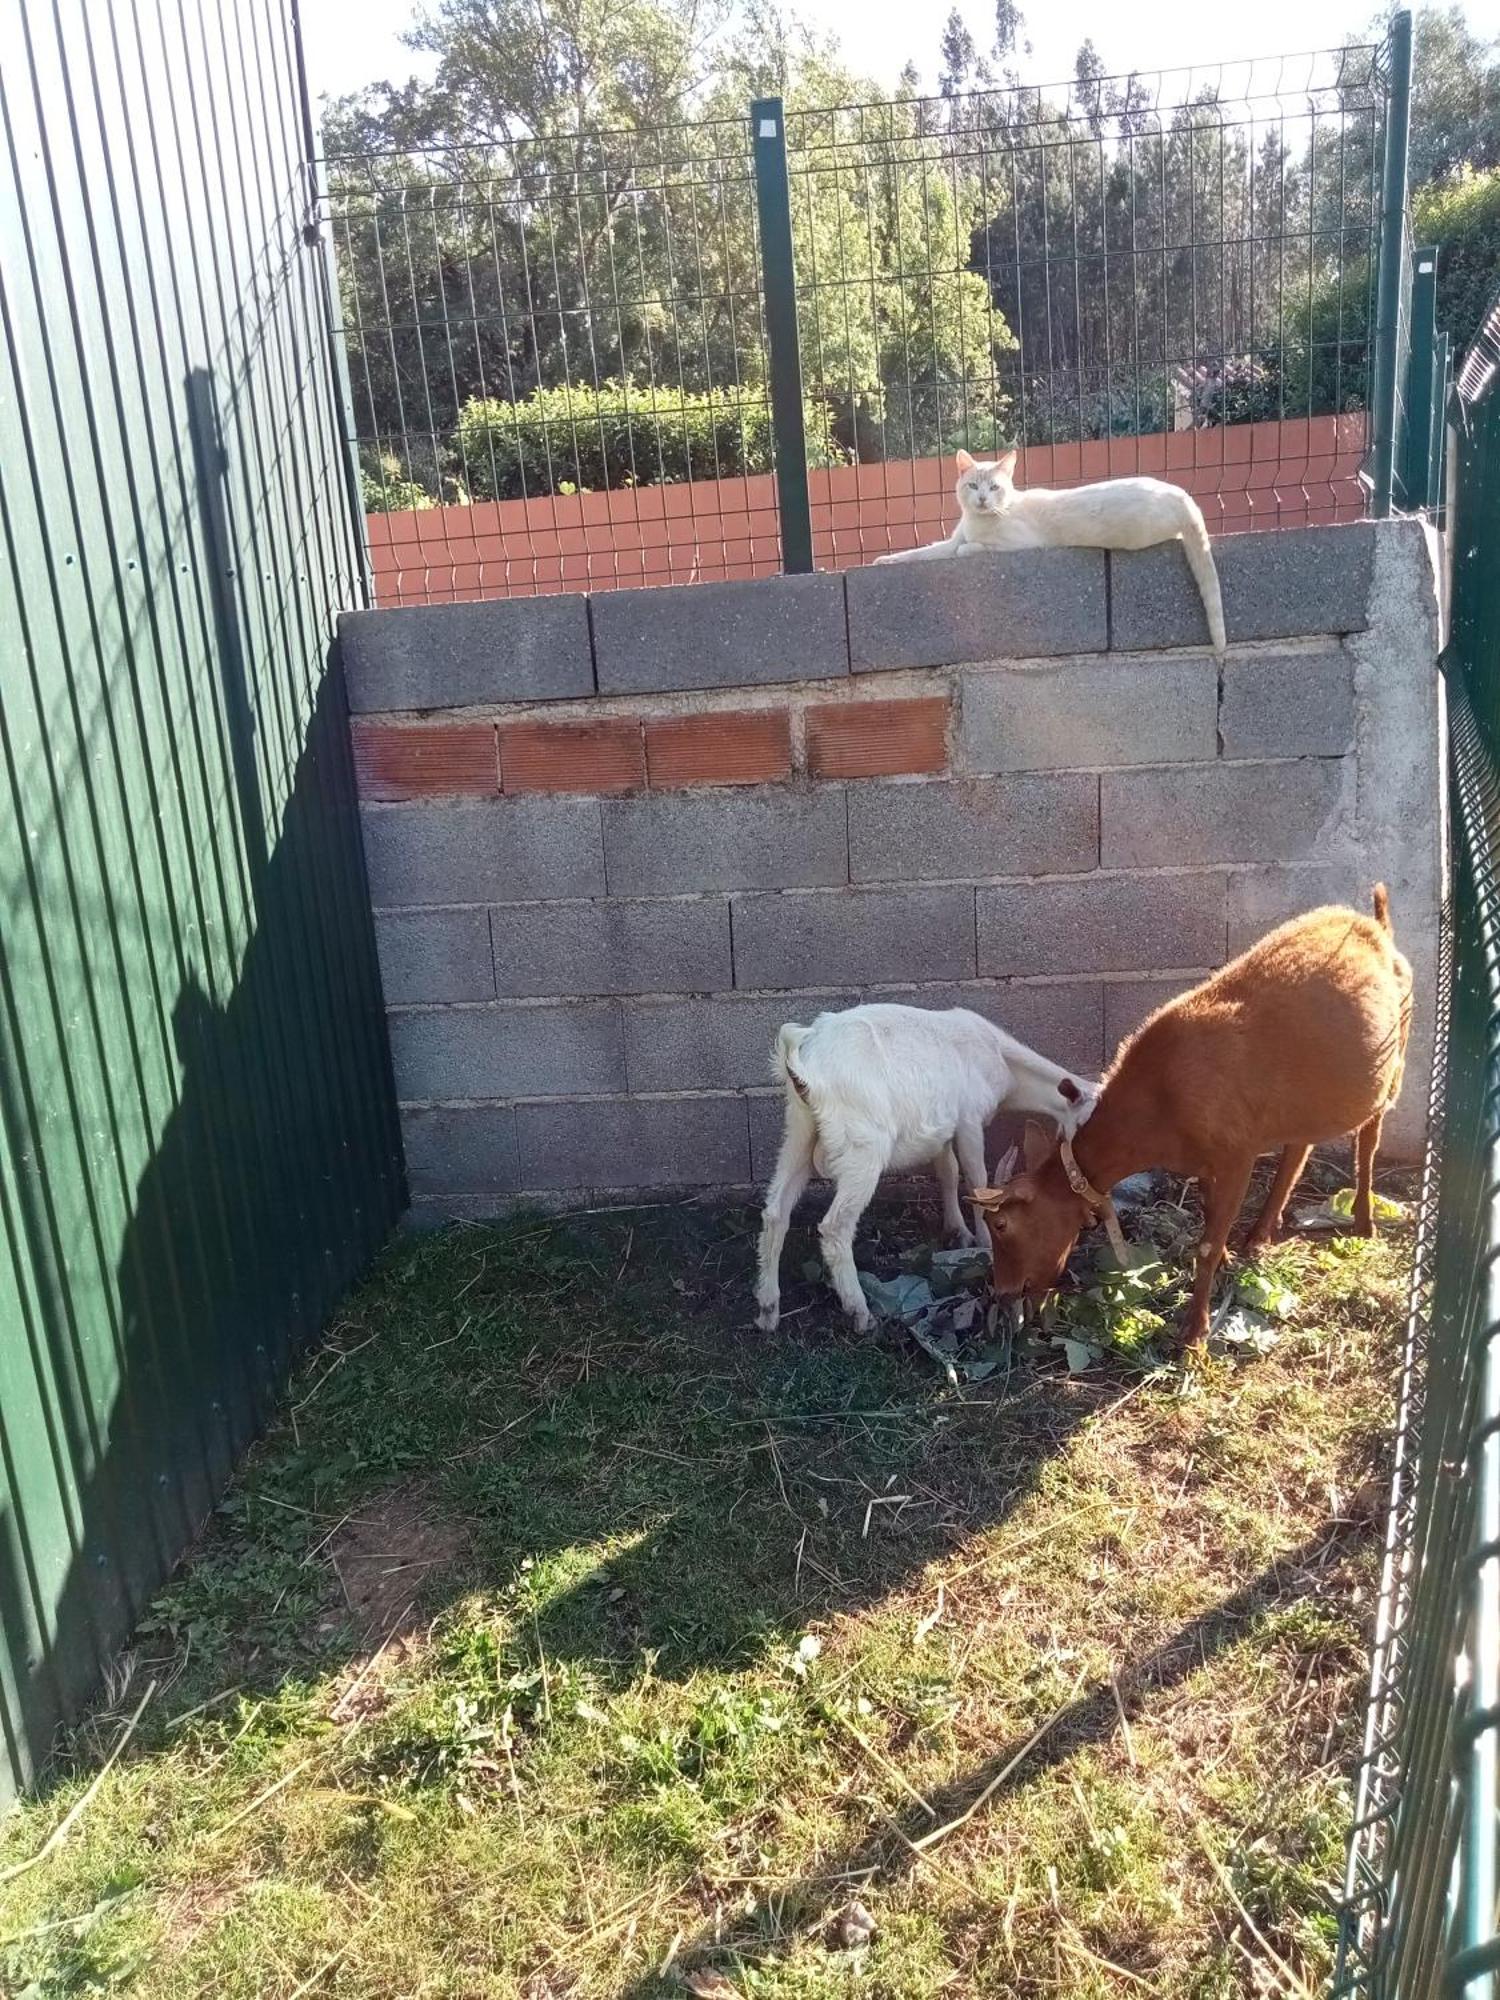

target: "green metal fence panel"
[1334,290,1500,1997]
[0,0,404,1801]
[1401,245,1439,510]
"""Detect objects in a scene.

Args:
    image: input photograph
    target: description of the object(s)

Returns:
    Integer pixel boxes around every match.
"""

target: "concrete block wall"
[340,521,1443,1218]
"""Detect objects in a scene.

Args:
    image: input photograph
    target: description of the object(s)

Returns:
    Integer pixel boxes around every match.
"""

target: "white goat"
[754,1003,1096,1333]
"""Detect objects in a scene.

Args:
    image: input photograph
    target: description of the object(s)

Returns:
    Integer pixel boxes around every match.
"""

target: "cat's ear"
[955,448,976,473]
[996,448,1019,478]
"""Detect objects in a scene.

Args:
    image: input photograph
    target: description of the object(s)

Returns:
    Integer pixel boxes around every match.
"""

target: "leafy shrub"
[453,379,841,500]
[360,448,437,513]
[1415,165,1500,355]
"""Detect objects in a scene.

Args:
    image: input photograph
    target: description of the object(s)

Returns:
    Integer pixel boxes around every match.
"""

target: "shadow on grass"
[611,1521,1355,1996]
[81,1199,1107,1756]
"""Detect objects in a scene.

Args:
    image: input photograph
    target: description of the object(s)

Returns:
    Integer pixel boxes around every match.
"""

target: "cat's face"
[955,447,1018,516]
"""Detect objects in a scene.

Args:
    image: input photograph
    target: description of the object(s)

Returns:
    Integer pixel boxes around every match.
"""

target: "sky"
[299,0,1500,107]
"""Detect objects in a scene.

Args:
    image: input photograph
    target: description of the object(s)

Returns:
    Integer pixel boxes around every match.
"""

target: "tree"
[327,0,1016,499]
[1340,7,1500,362]
[1402,4,1500,187]
[992,0,1027,74]
[398,0,729,144]
[939,11,989,98]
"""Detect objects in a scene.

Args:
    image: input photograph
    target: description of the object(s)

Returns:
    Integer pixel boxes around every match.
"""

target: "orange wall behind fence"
[366,413,1369,609]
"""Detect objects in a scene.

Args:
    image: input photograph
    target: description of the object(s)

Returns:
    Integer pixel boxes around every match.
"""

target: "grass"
[0,1170,1411,1998]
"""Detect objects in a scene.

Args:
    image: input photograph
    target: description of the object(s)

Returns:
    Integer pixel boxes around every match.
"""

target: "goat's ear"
[1022,1118,1052,1172]
[996,448,1019,477]
[971,1183,1031,1213]
[955,448,976,472]
[991,1141,1021,1184]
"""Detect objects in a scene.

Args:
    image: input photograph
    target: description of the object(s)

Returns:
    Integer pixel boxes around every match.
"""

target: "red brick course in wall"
[499,718,646,795]
[805,697,949,779]
[644,710,793,788]
[352,697,954,802]
[351,720,499,800]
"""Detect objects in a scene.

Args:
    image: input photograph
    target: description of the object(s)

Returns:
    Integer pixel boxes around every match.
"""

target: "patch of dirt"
[328,1481,470,1648]
[160,1879,241,1961]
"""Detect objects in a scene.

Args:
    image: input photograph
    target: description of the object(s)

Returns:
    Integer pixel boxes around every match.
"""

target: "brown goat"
[973,888,1413,1348]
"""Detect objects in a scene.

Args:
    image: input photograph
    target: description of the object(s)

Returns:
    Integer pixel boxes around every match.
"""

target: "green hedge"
[452,379,792,501]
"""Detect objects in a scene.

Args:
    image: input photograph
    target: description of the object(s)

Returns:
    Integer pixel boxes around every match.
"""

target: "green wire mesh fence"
[784,43,1392,563]
[1333,291,1500,1998]
[329,115,779,597]
[325,33,1404,604]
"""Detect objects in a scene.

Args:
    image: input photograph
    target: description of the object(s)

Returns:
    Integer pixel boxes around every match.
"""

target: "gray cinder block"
[340,596,594,711]
[590,574,848,694]
[848,775,1097,884]
[623,990,858,1091]
[375,908,496,1004]
[977,872,1226,978]
[514,1094,751,1188]
[602,788,848,895]
[1109,523,1375,651]
[1225,863,1371,954]
[390,1002,624,1100]
[402,1105,519,1199]
[731,887,977,987]
[490,899,731,998]
[846,547,1107,669]
[362,797,604,907]
[1101,760,1348,868]
[1218,647,1355,759]
[960,654,1218,772]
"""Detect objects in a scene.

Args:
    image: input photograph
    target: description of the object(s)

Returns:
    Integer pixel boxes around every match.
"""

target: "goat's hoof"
[849,1310,873,1335]
[755,1304,779,1332]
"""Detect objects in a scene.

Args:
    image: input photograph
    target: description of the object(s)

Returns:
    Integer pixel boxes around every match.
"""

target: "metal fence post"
[1402,244,1439,510]
[1370,8,1413,518]
[291,0,374,606]
[1434,332,1453,532]
[750,98,814,574]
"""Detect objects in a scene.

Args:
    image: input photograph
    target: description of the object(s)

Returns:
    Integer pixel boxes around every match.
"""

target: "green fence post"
[750,97,814,575]
[1370,8,1413,517]
[1402,244,1439,510]
[1426,325,1449,526]
[1435,333,1453,530]
[291,0,373,607]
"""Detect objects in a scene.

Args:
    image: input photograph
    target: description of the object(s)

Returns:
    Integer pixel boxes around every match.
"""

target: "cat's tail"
[1180,501,1227,658]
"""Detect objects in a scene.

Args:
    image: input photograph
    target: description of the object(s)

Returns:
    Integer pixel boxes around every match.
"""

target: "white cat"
[876,449,1227,657]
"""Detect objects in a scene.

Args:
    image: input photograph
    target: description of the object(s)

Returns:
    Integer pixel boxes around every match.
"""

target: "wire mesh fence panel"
[327,34,1403,605]
[1333,288,1500,1997]
[783,44,1390,564]
[328,120,779,603]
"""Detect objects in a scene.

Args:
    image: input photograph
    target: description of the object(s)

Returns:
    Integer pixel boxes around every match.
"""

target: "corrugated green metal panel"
[0,0,404,1800]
